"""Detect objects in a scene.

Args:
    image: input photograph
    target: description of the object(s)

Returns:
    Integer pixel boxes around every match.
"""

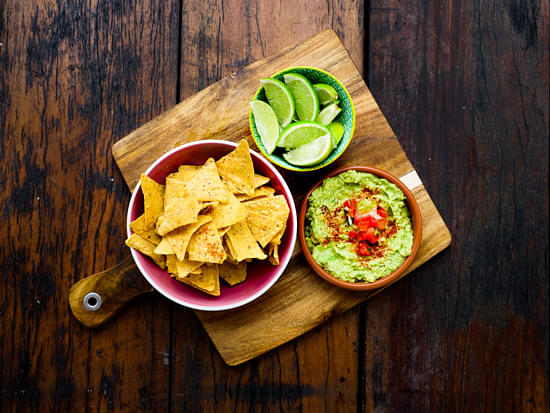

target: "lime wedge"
[313,83,338,106]
[260,78,295,128]
[277,121,331,149]
[316,102,342,126]
[283,73,319,121]
[250,100,280,154]
[327,121,345,147]
[283,133,333,166]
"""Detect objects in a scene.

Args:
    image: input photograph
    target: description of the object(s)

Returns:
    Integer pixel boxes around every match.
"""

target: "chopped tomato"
[356,228,378,243]
[348,230,357,239]
[355,209,386,230]
[375,216,386,229]
[356,221,369,232]
[376,207,387,228]
[364,227,379,244]
[343,198,357,217]
[356,214,378,229]
[356,242,370,256]
[357,230,368,241]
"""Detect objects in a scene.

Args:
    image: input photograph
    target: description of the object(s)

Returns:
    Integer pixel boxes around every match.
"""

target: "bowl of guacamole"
[298,166,422,290]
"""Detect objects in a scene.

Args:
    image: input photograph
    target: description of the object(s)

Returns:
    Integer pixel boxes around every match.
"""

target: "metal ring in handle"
[83,292,102,311]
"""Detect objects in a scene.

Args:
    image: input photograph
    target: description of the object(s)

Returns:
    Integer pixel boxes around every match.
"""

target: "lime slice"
[316,102,342,126]
[250,100,280,154]
[313,83,338,106]
[283,133,333,166]
[277,121,331,149]
[260,78,295,128]
[283,73,319,121]
[327,121,345,147]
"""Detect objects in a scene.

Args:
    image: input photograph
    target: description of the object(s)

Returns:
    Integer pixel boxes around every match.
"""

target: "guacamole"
[305,170,413,283]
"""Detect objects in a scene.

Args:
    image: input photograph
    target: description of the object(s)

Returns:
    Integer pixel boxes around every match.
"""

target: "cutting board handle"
[69,256,154,328]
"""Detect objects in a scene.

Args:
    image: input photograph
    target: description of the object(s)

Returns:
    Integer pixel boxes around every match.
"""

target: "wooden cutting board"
[112,29,451,366]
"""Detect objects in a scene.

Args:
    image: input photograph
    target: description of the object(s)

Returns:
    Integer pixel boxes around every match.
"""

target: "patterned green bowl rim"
[249,66,356,172]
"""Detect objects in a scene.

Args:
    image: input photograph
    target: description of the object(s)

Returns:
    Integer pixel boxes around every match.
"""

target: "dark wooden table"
[1,1,548,412]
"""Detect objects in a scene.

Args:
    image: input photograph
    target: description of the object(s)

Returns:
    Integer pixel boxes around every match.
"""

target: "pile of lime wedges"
[251,73,345,167]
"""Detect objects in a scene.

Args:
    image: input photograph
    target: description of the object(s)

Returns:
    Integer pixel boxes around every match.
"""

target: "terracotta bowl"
[298,166,422,291]
[127,140,297,311]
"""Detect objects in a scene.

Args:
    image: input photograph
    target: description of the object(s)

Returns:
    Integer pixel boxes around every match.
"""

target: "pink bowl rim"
[126,139,298,311]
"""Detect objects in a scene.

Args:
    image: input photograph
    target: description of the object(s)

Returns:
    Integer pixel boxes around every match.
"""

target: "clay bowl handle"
[69,256,154,328]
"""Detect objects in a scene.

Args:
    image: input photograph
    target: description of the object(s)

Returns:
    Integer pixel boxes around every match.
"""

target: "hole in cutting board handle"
[69,256,154,328]
[83,292,102,311]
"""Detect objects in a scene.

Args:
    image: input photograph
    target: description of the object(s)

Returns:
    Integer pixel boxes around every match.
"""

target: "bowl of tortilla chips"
[125,139,297,311]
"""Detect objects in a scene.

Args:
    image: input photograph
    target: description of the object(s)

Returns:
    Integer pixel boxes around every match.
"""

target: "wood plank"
[0,0,178,411]
[196,181,450,365]
[113,28,450,369]
[364,0,549,411]
[112,29,393,190]
[172,2,364,411]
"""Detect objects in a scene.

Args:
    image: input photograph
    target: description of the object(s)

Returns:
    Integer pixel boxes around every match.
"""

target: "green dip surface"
[305,170,414,283]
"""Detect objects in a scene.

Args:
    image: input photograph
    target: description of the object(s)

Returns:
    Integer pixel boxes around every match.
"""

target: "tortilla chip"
[245,211,285,247]
[223,237,239,264]
[172,165,200,182]
[179,264,220,296]
[175,259,203,278]
[218,226,230,237]
[154,237,175,255]
[244,195,289,246]
[200,201,219,210]
[209,190,247,228]
[254,174,270,188]
[267,243,280,266]
[166,254,178,275]
[215,140,254,196]
[225,221,267,261]
[189,266,202,275]
[183,158,227,202]
[140,174,165,228]
[156,177,201,235]
[270,225,286,245]
[267,225,285,265]
[218,261,247,286]
[125,234,166,269]
[222,178,244,195]
[187,221,227,263]
[244,195,289,218]
[235,185,276,202]
[130,214,161,245]
[163,215,212,261]
[129,141,288,296]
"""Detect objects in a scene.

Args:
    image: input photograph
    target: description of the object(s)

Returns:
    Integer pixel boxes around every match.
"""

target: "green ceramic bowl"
[249,66,356,172]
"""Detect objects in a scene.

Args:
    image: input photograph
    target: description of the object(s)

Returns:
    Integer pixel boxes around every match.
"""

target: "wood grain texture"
[364,0,549,411]
[2,0,547,410]
[174,3,366,410]
[0,0,178,411]
[112,29,451,367]
[113,30,381,190]
[196,183,449,366]
[69,256,153,328]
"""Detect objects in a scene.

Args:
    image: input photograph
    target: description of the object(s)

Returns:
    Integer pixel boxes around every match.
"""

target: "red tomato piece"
[343,198,357,216]
[348,230,357,239]
[365,227,379,244]
[356,209,387,230]
[355,213,378,228]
